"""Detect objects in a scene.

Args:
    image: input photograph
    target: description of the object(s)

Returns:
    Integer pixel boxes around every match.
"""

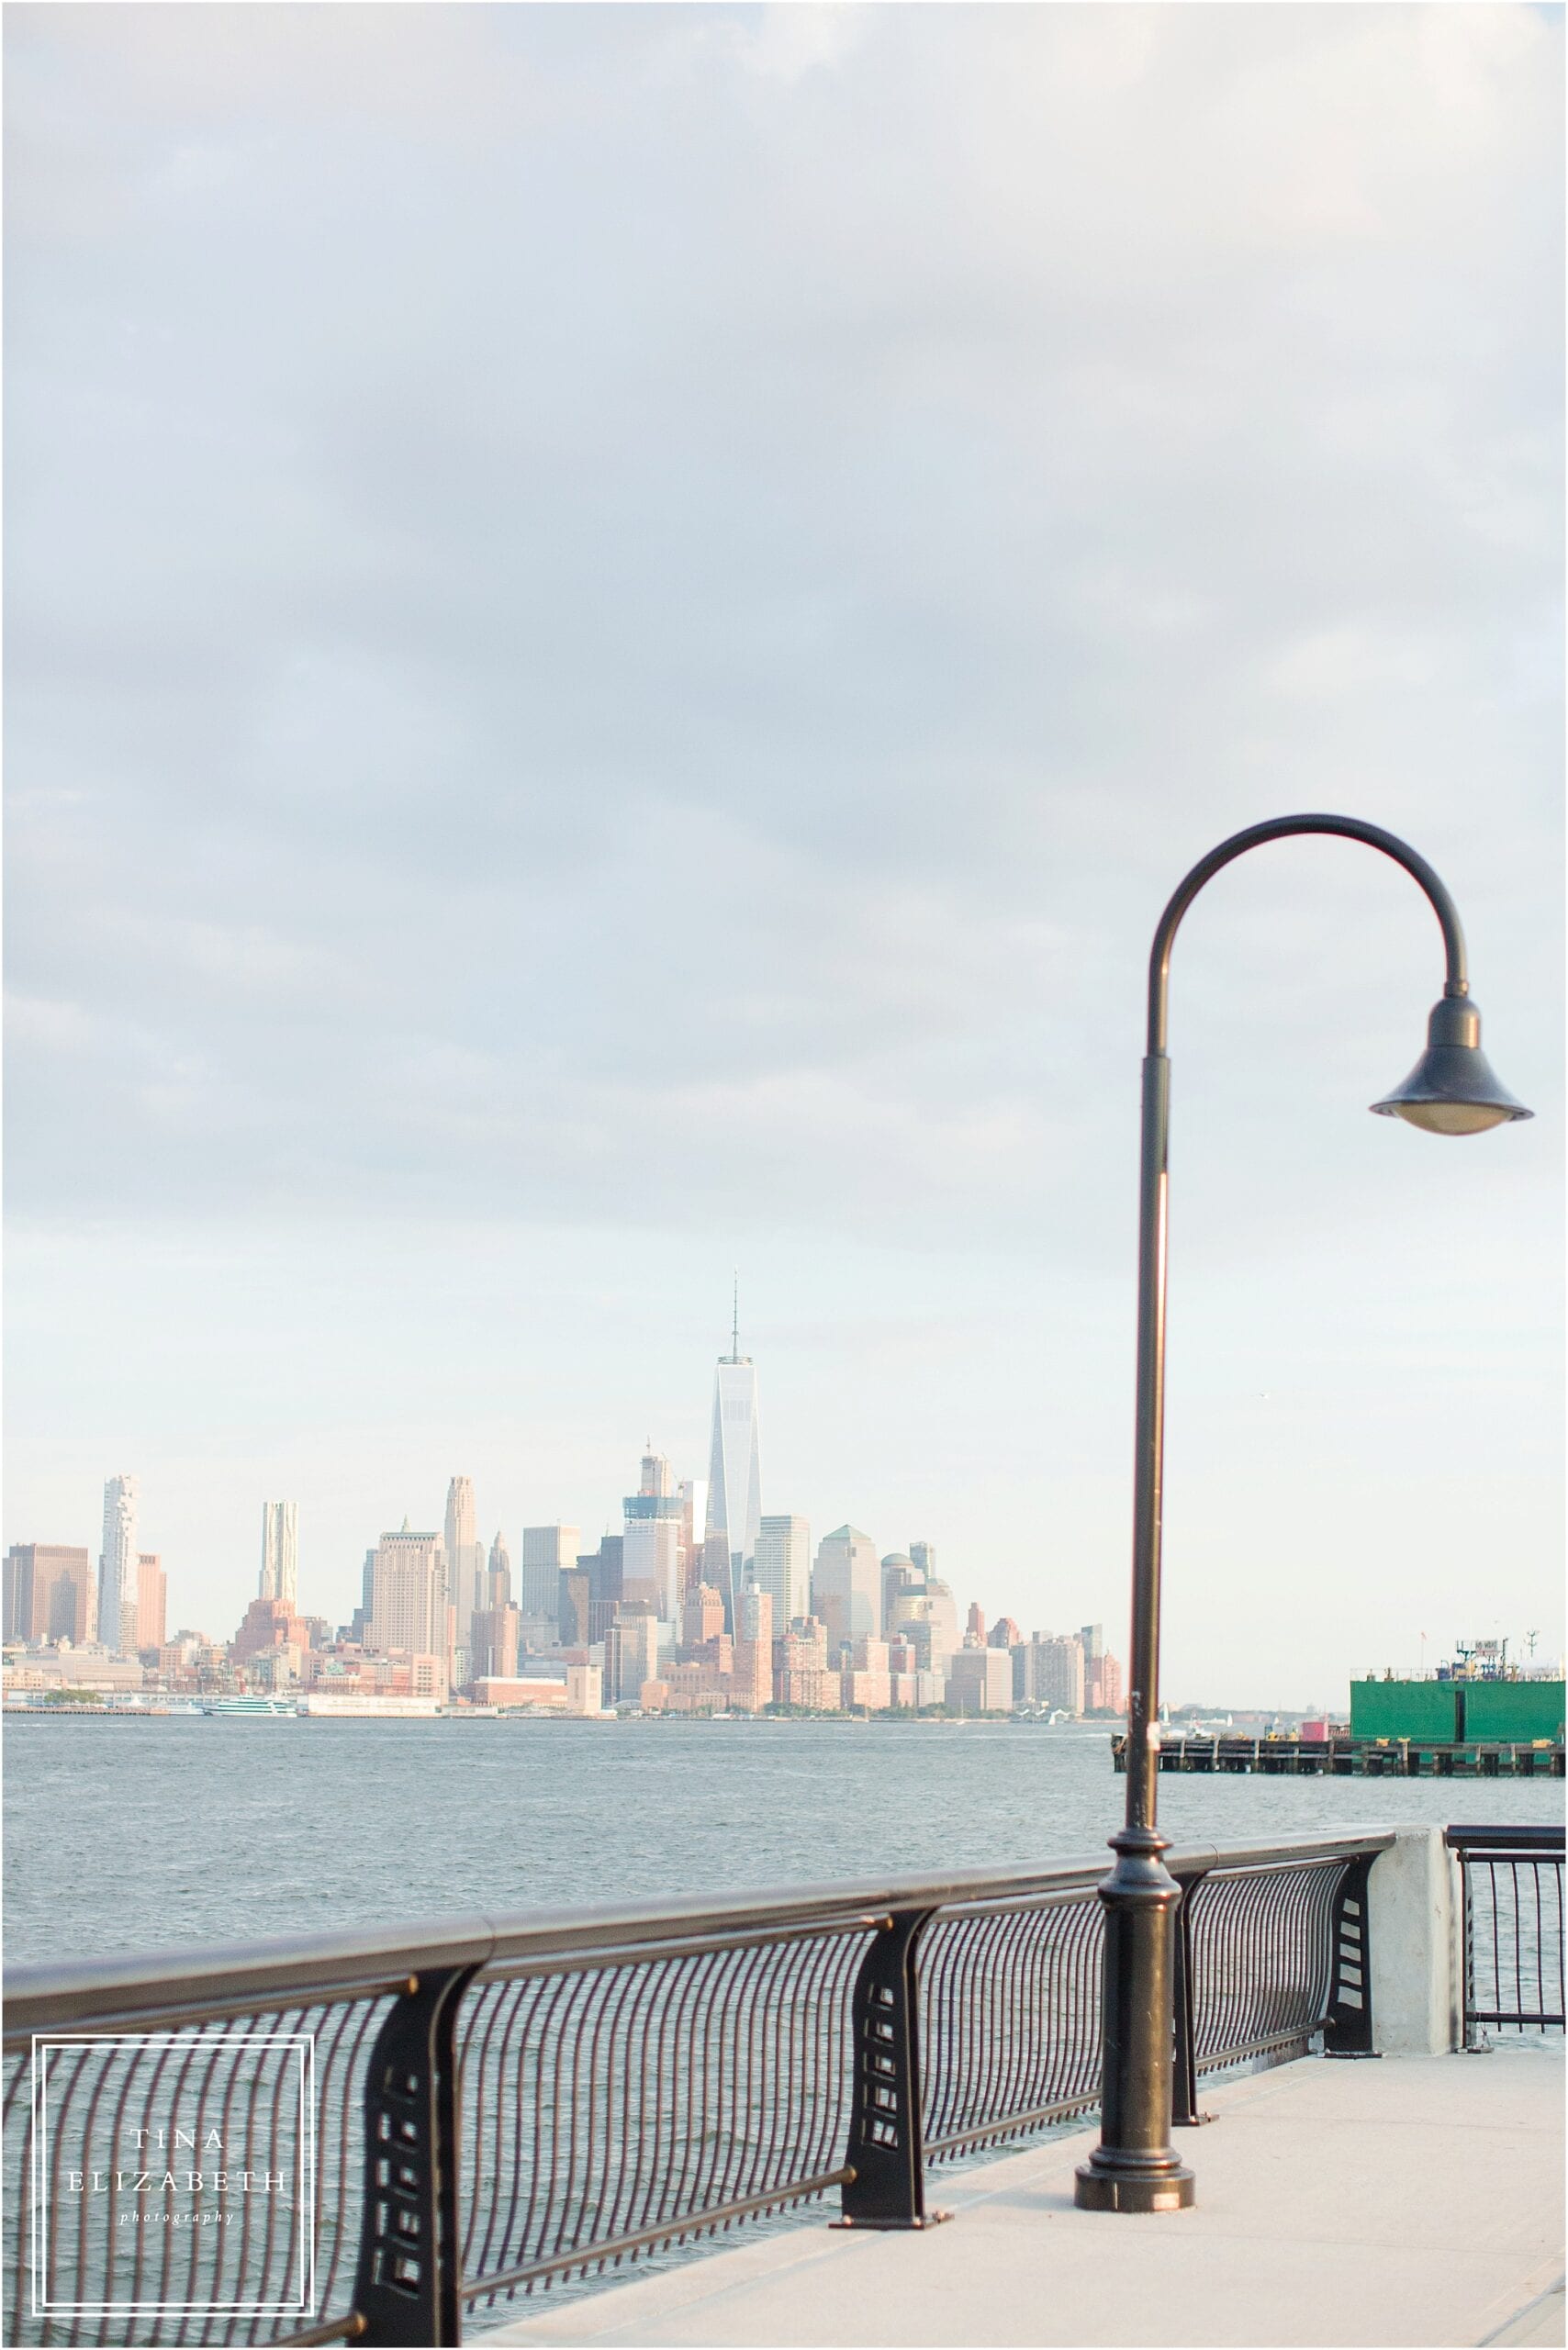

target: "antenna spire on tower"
[732,1270,740,1360]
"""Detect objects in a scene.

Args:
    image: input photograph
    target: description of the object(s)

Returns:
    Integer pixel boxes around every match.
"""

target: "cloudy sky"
[6,3,1561,1706]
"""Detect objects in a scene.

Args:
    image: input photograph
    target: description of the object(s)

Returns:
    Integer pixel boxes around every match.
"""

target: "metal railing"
[1445,1824,1565,2048]
[3,1830,1390,2347]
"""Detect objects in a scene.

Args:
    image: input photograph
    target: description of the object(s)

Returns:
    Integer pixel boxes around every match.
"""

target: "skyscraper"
[622,1447,683,1624]
[1018,1631,1085,1714]
[444,1477,485,1669]
[706,1286,762,1633]
[367,1520,449,1673]
[4,1546,95,1645]
[487,1530,512,1609]
[733,1583,774,1712]
[606,1605,660,1703]
[135,1553,167,1653]
[754,1516,811,1628]
[677,1480,706,1598]
[98,1475,139,1655]
[521,1527,580,1627]
[582,1534,625,1642]
[880,1551,923,1634]
[471,1593,520,1683]
[812,1527,880,1655]
[260,1502,298,1607]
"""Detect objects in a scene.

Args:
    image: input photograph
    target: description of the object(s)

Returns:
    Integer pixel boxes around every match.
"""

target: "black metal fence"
[3,1831,1389,2348]
[1445,1824,1565,2048]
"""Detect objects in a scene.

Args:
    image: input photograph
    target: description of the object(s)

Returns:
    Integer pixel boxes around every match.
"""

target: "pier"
[1114,1733,1566,1777]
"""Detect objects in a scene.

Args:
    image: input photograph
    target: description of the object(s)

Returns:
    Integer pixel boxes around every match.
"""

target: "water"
[6,1717,1562,1966]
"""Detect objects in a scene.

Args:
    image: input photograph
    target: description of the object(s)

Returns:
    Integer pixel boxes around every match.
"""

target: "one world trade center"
[706,1285,762,1635]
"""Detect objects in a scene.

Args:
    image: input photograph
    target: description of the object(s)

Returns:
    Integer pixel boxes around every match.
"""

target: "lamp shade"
[1370,993,1532,1135]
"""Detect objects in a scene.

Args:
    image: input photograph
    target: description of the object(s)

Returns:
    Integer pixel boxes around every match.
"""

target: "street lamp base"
[1072,2156,1196,2212]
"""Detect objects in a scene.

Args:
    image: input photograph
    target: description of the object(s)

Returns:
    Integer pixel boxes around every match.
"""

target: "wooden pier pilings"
[1112,1734,1565,1777]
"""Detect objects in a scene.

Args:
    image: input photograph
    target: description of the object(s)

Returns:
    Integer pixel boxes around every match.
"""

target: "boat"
[201,1695,300,1718]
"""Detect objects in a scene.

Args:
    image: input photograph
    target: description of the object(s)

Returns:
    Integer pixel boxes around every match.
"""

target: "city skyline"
[6,1419,1560,1713]
[6,1292,1565,1709]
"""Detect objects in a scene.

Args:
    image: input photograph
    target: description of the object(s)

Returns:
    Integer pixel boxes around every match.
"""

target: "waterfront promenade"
[492,2049,1564,2350]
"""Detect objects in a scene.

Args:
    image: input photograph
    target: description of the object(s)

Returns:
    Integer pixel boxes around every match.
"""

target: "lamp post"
[1073,813,1531,2216]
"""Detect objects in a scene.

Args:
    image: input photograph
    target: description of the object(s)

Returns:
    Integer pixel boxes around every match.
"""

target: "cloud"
[4,1,1560,1267]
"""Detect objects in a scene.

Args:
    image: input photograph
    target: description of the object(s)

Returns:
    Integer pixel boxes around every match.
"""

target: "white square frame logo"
[30,2031,317,2321]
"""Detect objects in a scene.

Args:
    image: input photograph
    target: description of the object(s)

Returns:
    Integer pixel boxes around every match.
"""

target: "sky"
[5,3,1562,1708]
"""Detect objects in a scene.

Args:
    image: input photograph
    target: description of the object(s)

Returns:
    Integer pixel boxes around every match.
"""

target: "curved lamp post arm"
[1147,813,1469,1055]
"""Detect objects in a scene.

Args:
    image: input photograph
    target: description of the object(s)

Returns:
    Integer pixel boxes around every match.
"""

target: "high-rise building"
[1081,1623,1106,1662]
[880,1551,923,1634]
[581,1535,626,1642]
[682,1583,726,1653]
[135,1553,167,1653]
[754,1516,811,1628]
[444,1477,486,1672]
[367,1521,449,1664]
[909,1540,937,1578]
[1016,1631,1085,1714]
[98,1475,139,1655]
[989,1616,1023,1651]
[4,1546,95,1645]
[260,1503,298,1607]
[733,1583,774,1712]
[233,1595,308,1673]
[623,1449,683,1623]
[885,1567,960,1676]
[706,1291,762,1633]
[842,1631,891,1713]
[521,1527,580,1625]
[486,1531,512,1610]
[342,1548,377,1645]
[967,1602,987,1645]
[923,1578,960,1674]
[1085,1651,1125,1714]
[2,1549,26,1643]
[948,1647,1014,1716]
[606,1605,660,1703]
[558,1566,592,1649]
[777,1616,831,1710]
[812,1528,879,1656]
[677,1479,706,1599]
[471,1601,520,1683]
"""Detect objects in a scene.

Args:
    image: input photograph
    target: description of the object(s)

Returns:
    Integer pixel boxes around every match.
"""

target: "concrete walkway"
[487,2051,1564,2350]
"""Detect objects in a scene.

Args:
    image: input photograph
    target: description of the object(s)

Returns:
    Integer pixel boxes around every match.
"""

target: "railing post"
[1323,1852,1377,2056]
[838,1908,946,2230]
[1170,1871,1207,2123]
[354,1964,479,2346]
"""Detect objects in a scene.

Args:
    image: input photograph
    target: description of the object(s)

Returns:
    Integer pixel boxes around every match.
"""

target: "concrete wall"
[1366,1825,1462,2054]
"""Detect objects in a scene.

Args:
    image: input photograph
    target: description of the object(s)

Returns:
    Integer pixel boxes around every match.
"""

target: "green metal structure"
[1463,1678,1565,1743]
[1350,1676,1564,1744]
[1350,1679,1458,1740]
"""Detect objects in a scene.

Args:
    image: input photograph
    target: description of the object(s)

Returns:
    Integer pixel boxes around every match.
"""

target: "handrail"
[2,1830,1395,2041]
[1444,1823,1565,1853]
[1443,1824,1564,2046]
[4,1827,1400,2347]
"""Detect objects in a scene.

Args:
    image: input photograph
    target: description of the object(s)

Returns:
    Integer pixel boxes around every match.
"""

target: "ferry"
[201,1695,300,1718]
